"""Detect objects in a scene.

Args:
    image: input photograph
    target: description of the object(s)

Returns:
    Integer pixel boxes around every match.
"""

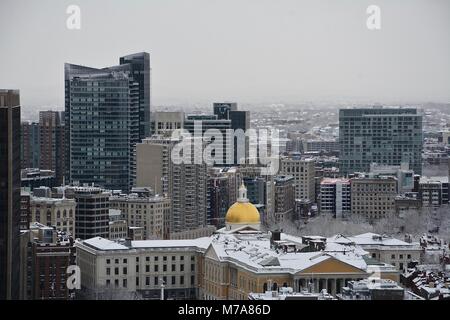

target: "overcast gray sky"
[1,0,449,108]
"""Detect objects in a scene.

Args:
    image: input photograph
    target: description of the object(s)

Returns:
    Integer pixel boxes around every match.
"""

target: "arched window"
[272,282,278,291]
[263,283,267,292]
[283,282,288,288]
[57,211,61,219]
[63,210,67,218]
[35,210,41,222]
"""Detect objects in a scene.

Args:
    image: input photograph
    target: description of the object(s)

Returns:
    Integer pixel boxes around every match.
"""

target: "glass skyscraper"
[339,107,423,176]
[65,52,150,192]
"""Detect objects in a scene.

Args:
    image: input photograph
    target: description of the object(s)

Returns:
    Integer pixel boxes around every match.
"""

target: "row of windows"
[106,255,195,265]
[104,275,196,288]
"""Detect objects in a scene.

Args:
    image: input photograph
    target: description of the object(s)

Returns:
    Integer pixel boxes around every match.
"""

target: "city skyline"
[1,0,450,305]
[1,0,450,110]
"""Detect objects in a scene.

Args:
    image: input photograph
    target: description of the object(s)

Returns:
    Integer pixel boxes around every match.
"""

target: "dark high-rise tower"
[213,102,250,164]
[65,52,150,191]
[21,121,40,169]
[0,89,21,300]
[120,52,151,140]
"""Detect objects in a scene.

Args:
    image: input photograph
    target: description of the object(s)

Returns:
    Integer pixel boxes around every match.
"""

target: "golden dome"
[225,202,261,224]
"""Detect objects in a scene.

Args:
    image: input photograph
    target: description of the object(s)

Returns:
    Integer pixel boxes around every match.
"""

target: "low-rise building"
[328,233,422,272]
[30,195,76,237]
[110,193,170,240]
[319,178,351,218]
[350,176,397,220]
[75,237,209,300]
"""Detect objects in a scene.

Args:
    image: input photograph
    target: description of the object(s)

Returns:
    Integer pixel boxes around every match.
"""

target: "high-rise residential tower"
[65,53,150,192]
[21,121,40,169]
[339,107,423,176]
[39,111,65,185]
[0,89,21,300]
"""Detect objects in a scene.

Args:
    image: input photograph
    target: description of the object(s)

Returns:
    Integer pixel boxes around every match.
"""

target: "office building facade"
[339,107,423,176]
[65,52,150,192]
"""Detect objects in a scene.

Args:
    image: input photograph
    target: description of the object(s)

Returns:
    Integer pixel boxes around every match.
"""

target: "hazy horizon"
[1,0,450,110]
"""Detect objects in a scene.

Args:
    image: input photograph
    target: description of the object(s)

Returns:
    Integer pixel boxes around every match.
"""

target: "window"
[163,265,167,272]
[191,264,195,272]
[123,267,127,275]
[146,265,150,272]
[172,256,176,261]
[136,277,139,286]
[154,277,158,286]
[180,276,184,285]
[191,256,195,261]
[407,254,411,259]
[172,276,176,285]
[115,267,119,275]
[154,256,159,262]
[191,276,195,285]
[106,259,111,264]
[123,279,127,288]
[154,265,159,272]
[136,265,139,272]
[171,264,176,272]
[146,277,150,286]
[163,276,167,284]
[391,254,395,259]
[136,257,139,262]
[399,254,403,259]
[115,259,119,264]
[106,268,111,275]
[115,279,119,288]
[163,256,167,261]
[146,256,150,262]
[180,264,184,272]
[123,258,127,264]
[106,279,110,287]
[180,256,184,261]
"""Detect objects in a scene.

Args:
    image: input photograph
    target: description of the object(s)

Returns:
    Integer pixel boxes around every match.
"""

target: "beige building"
[280,157,316,201]
[351,177,397,220]
[30,196,76,237]
[75,237,209,299]
[110,193,171,240]
[109,220,128,241]
[136,136,177,195]
[150,111,184,137]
